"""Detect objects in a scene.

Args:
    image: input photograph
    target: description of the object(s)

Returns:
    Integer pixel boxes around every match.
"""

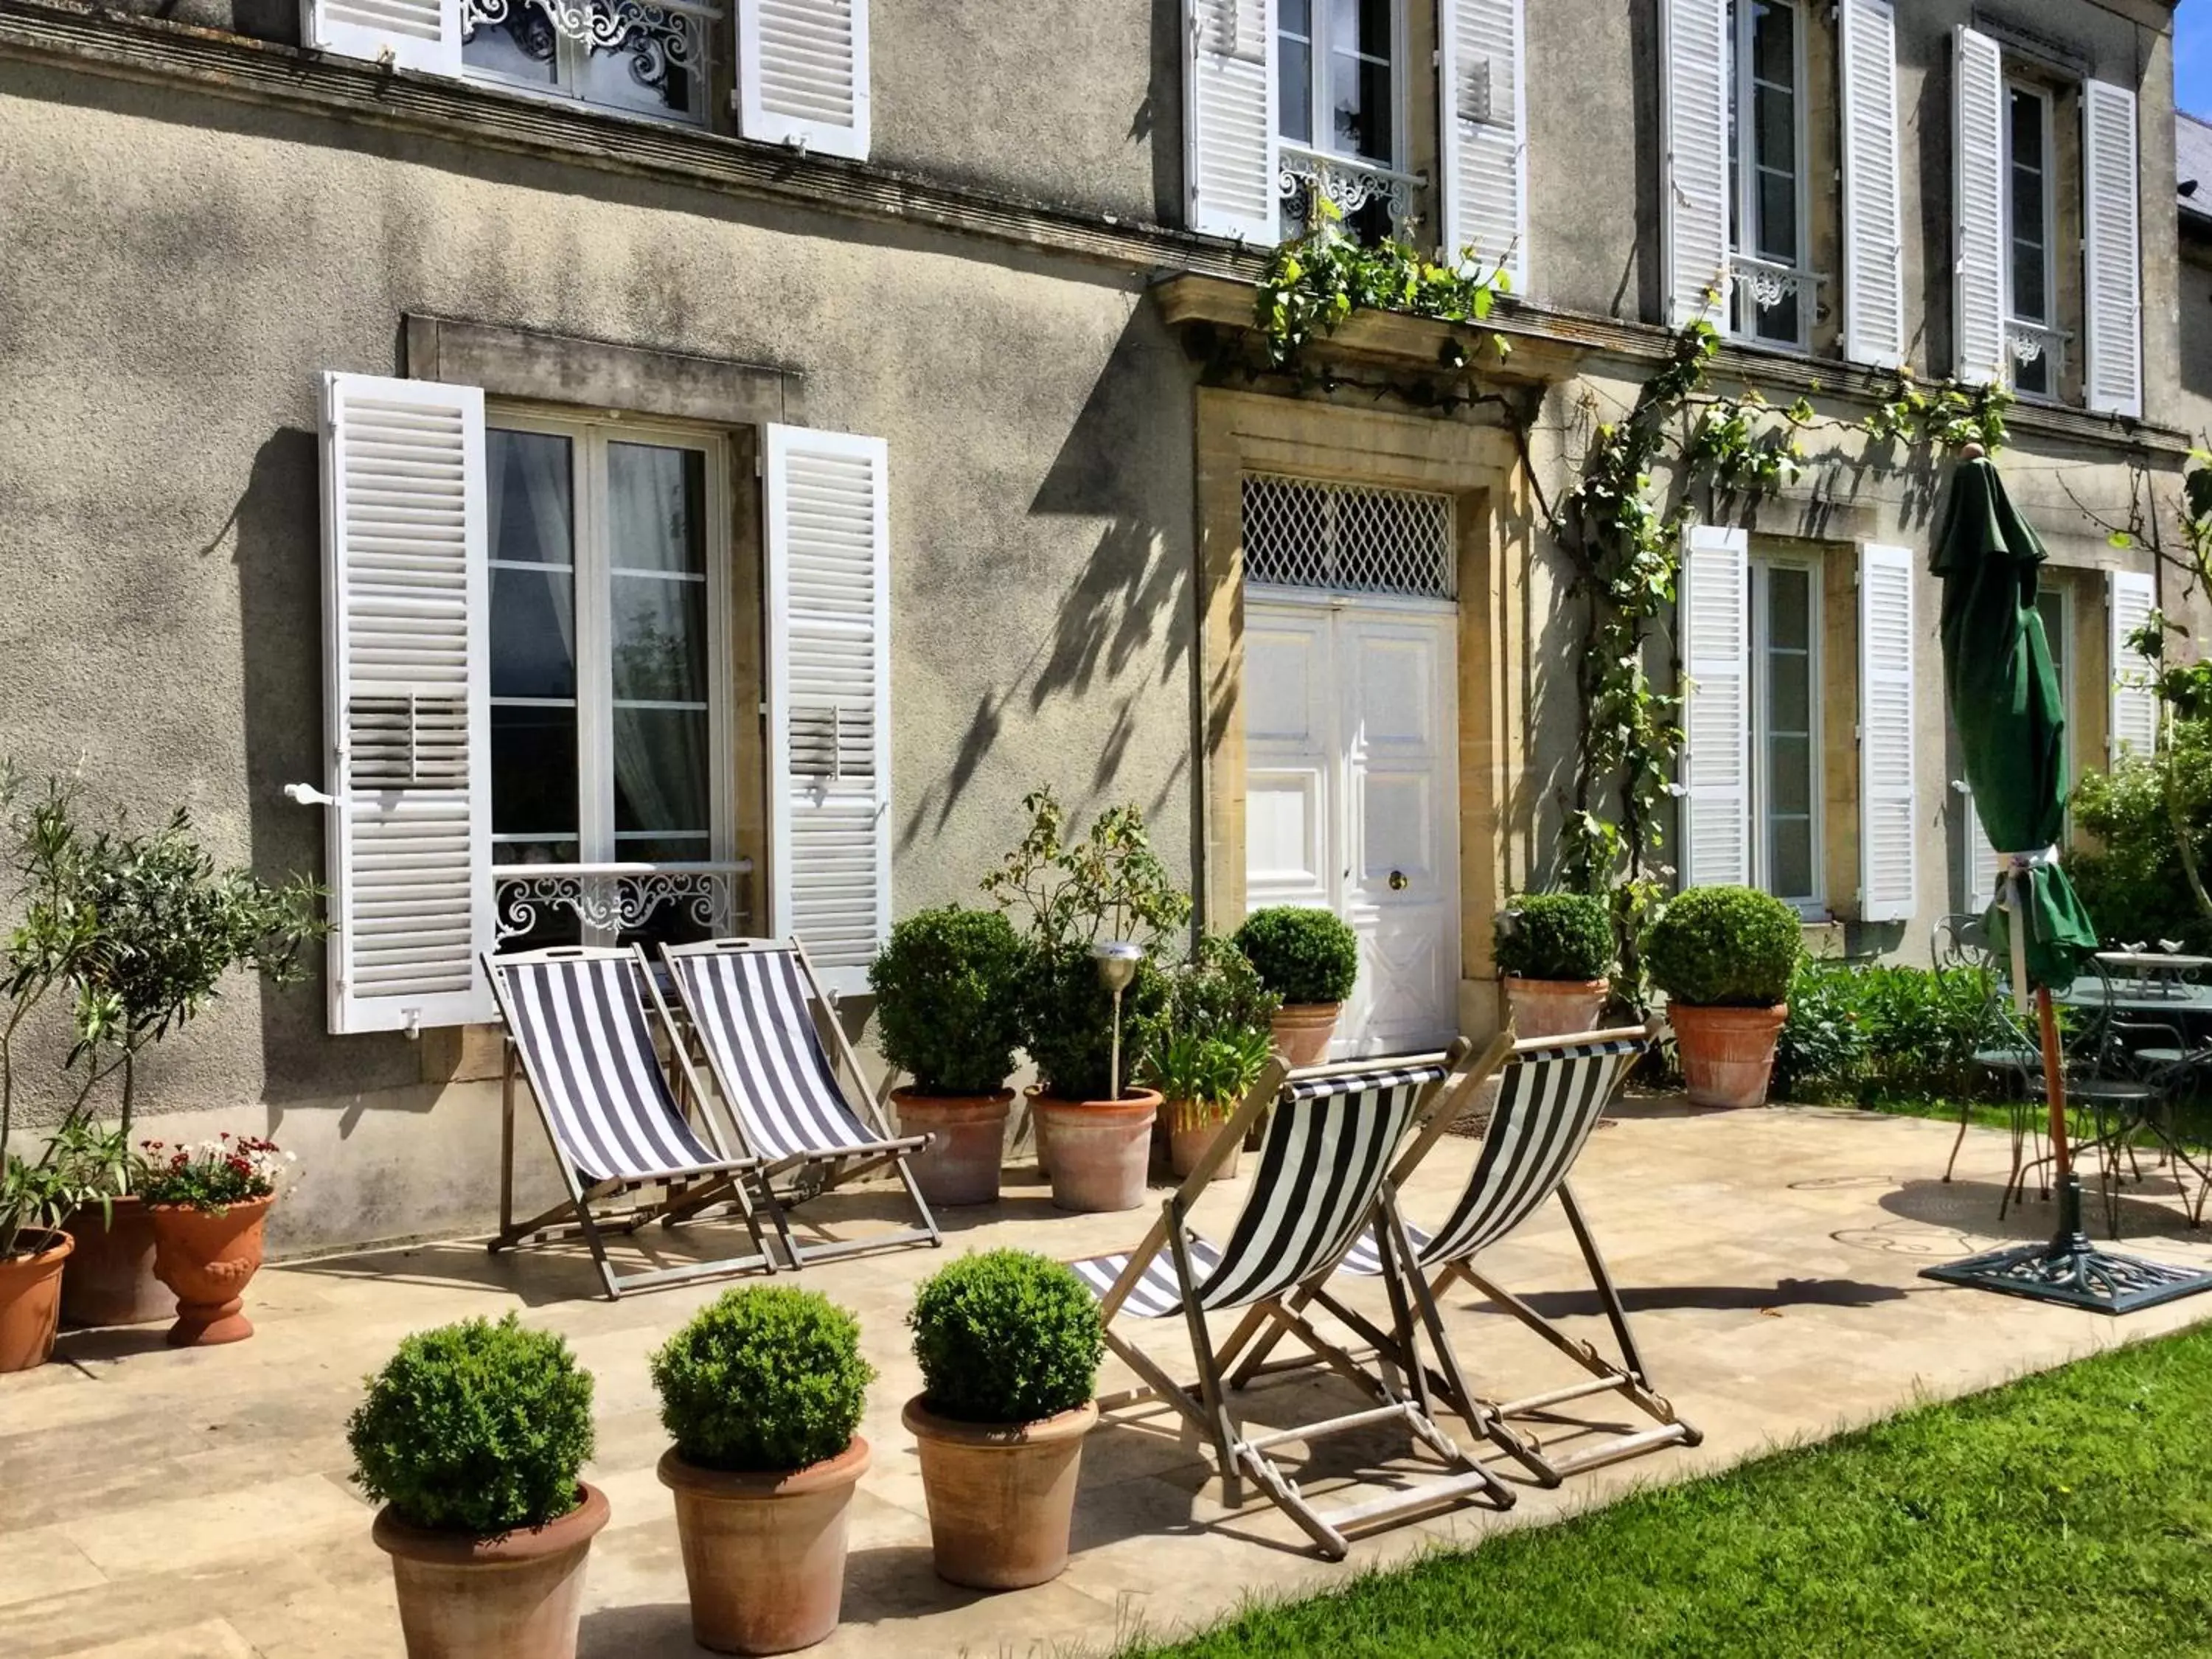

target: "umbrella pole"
[2034,984,2090,1257]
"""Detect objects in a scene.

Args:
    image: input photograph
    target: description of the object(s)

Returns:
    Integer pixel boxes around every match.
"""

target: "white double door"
[1242,591,1461,1059]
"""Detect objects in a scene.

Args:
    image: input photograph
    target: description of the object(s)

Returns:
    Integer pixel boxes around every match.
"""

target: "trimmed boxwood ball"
[868,905,1028,1095]
[1234,906,1360,1005]
[651,1287,874,1473]
[908,1250,1104,1425]
[347,1314,595,1535]
[1495,892,1615,981]
[1644,886,1802,1008]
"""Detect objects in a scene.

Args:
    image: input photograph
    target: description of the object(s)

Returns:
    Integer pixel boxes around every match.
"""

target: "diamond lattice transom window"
[1242,474,1456,600]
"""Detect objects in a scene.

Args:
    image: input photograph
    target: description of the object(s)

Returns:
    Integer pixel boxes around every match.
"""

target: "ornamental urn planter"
[147,1194,274,1347]
[1669,1002,1789,1109]
[63,1194,175,1327]
[1165,1103,1242,1183]
[372,1482,608,1659]
[1268,1003,1341,1068]
[891,1090,1012,1208]
[1031,1091,1161,1212]
[658,1439,868,1655]
[1503,977,1613,1042]
[902,1397,1096,1590]
[0,1228,73,1372]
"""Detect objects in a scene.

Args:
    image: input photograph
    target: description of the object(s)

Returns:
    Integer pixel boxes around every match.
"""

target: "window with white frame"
[1276,0,1411,242]
[461,0,717,124]
[1725,0,1812,348]
[1751,556,1821,911]
[2003,81,2060,397]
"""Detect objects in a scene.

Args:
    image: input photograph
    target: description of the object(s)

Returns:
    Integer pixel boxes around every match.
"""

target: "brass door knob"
[1388,869,1409,891]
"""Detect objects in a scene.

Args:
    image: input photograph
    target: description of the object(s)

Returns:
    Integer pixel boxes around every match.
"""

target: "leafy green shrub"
[1164,933,1281,1040]
[651,1287,873,1473]
[908,1250,1103,1425]
[1021,943,1169,1101]
[348,1315,594,1534]
[1145,1029,1275,1127]
[1495,893,1615,981]
[1644,886,1801,1008]
[1772,961,1995,1104]
[869,906,1028,1095]
[1772,963,1873,1102]
[1140,936,1279,1119]
[1234,907,1360,1005]
[2067,725,2212,953]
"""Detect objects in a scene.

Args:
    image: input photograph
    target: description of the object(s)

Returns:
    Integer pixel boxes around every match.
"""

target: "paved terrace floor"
[9,1103,2212,1659]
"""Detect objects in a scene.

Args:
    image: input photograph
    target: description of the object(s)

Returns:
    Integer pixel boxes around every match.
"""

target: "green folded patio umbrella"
[1921,451,2211,1313]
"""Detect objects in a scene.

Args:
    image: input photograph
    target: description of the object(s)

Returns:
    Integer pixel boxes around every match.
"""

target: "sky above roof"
[2184,0,2211,118]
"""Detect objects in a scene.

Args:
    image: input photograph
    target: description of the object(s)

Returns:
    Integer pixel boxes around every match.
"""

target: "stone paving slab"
[7,1102,2212,1658]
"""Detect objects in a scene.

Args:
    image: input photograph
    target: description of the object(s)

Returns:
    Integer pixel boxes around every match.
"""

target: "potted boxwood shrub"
[902,1251,1104,1590]
[1232,906,1360,1066]
[1646,885,1802,1108]
[869,906,1026,1206]
[350,1315,605,1659]
[1142,936,1279,1181]
[1494,892,1615,1038]
[139,1132,293,1346]
[652,1287,874,1655]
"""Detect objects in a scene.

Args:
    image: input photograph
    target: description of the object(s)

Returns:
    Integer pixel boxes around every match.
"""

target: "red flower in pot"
[139,1133,294,1346]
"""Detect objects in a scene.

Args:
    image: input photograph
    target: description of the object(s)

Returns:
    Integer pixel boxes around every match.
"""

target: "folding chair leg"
[1557,1182,1651,1387]
[1169,1221,1242,1502]
[890,1150,942,1249]
[491,1051,518,1252]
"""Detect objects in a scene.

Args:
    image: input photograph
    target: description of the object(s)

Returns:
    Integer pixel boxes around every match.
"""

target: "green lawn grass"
[1125,1324,2212,1658]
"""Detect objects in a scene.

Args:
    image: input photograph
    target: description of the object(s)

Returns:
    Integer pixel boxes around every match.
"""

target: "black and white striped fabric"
[1338,1037,1641,1278]
[1072,1063,1447,1320]
[666,946,876,1162]
[497,953,723,1185]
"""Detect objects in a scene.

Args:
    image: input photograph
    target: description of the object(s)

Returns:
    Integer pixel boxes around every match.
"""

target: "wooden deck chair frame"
[658,936,940,1269]
[1231,1021,1702,1485]
[1079,1034,1518,1559]
[484,945,777,1300]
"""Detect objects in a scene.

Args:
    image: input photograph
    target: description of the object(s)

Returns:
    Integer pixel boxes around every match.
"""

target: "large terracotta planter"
[1503,977,1612,1041]
[0,1228,72,1373]
[373,1482,608,1659]
[1270,1003,1342,1068]
[893,1090,1012,1208]
[1165,1102,1242,1183]
[148,1194,273,1347]
[902,1397,1096,1590]
[63,1194,175,1327]
[658,1439,868,1655]
[1032,1091,1160,1212]
[1669,1001,1789,1108]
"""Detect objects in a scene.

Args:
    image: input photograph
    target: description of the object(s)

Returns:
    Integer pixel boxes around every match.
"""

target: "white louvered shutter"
[2082,80,2144,418]
[1660,0,1728,328]
[1858,544,1917,922]
[1952,27,2006,386]
[1438,0,1527,290]
[316,372,493,1035]
[303,0,462,76]
[765,425,891,997]
[739,0,870,161]
[1678,524,1750,888]
[1840,0,1905,366]
[1958,786,2005,907]
[1184,0,1278,243]
[2107,569,2159,760]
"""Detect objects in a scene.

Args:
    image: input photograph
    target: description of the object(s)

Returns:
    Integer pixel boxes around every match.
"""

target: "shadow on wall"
[1624,0,1662,324]
[1135,0,1185,226]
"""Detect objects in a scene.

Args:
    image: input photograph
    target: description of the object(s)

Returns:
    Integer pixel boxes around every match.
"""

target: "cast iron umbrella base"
[1921,1175,2212,1315]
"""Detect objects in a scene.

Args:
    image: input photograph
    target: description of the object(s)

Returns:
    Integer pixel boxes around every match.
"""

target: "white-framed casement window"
[2003,80,2063,398]
[461,0,718,125]
[1725,0,1813,349]
[1275,0,1413,242]
[1750,555,1822,912]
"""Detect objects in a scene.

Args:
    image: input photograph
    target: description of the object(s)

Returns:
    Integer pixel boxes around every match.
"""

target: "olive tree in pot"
[350,1315,605,1659]
[1141,936,1279,1181]
[902,1250,1104,1590]
[1645,886,1803,1107]
[868,907,1026,1206]
[1231,907,1359,1066]
[1494,893,1615,1039]
[652,1287,875,1655]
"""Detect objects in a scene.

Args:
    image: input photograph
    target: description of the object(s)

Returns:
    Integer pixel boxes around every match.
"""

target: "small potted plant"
[651,1287,874,1655]
[902,1251,1104,1590]
[869,906,1027,1206]
[0,1132,108,1371]
[1645,885,1802,1108]
[1494,892,1615,1038]
[139,1132,293,1346]
[350,1315,605,1659]
[1232,906,1360,1066]
[1143,935,1279,1180]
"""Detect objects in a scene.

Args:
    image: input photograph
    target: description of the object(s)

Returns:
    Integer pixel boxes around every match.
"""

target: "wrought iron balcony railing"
[1277,144,1425,243]
[493,859,754,945]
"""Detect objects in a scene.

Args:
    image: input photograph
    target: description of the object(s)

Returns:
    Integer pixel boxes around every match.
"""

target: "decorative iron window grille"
[1242,474,1455,601]
[462,0,720,124]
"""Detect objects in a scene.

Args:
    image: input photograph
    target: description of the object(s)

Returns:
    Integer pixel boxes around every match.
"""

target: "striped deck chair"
[1068,1035,1517,1559]
[484,946,774,1300]
[1234,1023,1701,1484]
[660,938,939,1267]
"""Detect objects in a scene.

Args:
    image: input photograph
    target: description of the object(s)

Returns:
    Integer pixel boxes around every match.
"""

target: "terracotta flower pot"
[1165,1102,1242,1182]
[0,1228,73,1373]
[1270,1003,1342,1068]
[658,1439,867,1655]
[373,1483,608,1659]
[1669,1001,1789,1108]
[148,1194,274,1347]
[902,1397,1096,1590]
[1032,1091,1160,1212]
[1503,976,1612,1041]
[63,1194,175,1328]
[893,1090,1012,1208]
